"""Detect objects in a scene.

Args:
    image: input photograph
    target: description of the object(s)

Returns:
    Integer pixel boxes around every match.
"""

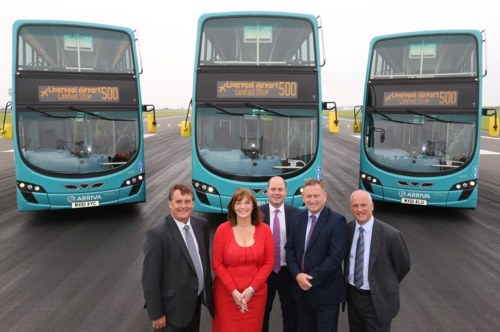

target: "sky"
[1,0,499,109]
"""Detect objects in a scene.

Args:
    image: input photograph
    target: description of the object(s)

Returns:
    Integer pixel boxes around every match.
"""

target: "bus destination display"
[383,90,458,106]
[38,85,120,102]
[217,80,298,99]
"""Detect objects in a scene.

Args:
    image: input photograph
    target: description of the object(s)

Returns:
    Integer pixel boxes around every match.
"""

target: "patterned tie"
[184,224,204,295]
[301,215,317,271]
[354,227,365,288]
[273,209,281,273]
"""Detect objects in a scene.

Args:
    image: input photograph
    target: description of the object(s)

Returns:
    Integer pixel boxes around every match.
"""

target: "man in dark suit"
[260,176,300,332]
[285,179,347,332]
[345,190,411,332]
[142,184,214,332]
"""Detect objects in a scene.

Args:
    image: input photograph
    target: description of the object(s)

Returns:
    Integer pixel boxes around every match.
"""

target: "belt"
[349,284,371,295]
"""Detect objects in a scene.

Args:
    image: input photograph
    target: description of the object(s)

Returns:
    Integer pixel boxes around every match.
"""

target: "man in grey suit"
[345,190,411,332]
[260,176,300,332]
[142,184,214,332]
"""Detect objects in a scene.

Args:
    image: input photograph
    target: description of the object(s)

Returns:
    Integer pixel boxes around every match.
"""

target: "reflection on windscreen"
[17,25,134,73]
[196,107,317,176]
[199,17,315,67]
[18,109,139,174]
[370,34,477,79]
[364,112,476,173]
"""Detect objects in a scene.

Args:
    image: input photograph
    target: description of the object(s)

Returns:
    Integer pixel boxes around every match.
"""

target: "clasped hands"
[296,272,313,291]
[232,288,254,313]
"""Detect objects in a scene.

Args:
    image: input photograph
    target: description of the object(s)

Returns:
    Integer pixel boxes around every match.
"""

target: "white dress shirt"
[348,217,374,290]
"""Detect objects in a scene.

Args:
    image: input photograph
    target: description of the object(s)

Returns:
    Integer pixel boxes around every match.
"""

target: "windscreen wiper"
[372,109,421,125]
[206,102,244,116]
[245,102,313,118]
[27,106,72,119]
[406,109,471,124]
[68,106,133,122]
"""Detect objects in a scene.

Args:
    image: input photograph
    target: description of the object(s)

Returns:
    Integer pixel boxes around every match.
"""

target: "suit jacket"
[285,206,347,305]
[142,215,214,327]
[345,218,411,324]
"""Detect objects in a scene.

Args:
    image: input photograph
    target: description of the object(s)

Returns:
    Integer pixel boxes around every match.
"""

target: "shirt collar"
[173,217,191,229]
[308,209,323,220]
[270,204,284,215]
[355,217,374,233]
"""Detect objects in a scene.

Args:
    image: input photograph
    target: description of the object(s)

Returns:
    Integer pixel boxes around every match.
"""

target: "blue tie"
[354,227,365,288]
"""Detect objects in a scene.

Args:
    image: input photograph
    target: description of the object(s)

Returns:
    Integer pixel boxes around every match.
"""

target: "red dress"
[212,221,274,332]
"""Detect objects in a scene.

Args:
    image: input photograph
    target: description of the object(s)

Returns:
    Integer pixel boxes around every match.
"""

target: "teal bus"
[356,30,497,208]
[4,20,155,211]
[182,12,336,213]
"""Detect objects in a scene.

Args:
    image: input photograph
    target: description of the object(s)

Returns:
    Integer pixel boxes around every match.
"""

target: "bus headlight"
[192,180,219,195]
[17,181,46,193]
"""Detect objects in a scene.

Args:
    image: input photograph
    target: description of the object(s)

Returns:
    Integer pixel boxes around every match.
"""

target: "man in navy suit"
[260,176,300,332]
[285,179,347,332]
[142,184,214,332]
[345,190,411,332]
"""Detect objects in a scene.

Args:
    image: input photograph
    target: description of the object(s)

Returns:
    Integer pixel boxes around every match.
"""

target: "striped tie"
[354,227,365,288]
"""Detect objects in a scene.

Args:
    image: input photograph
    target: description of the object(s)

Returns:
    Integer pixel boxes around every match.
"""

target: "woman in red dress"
[212,188,274,332]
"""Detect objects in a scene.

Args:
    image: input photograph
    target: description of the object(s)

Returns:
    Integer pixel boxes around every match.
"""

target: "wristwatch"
[248,286,255,294]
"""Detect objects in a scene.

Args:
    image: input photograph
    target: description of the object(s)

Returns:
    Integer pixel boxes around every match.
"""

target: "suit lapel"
[369,219,383,273]
[346,221,356,273]
[166,216,196,272]
[191,218,208,274]
[306,208,329,249]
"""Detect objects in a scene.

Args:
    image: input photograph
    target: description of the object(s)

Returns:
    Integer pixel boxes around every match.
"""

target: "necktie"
[273,209,281,273]
[301,215,317,271]
[184,224,204,295]
[354,227,365,288]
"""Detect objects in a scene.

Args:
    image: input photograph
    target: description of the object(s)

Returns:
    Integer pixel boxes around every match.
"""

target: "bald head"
[350,190,374,225]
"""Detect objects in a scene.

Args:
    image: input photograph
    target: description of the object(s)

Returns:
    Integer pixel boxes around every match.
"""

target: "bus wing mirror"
[353,105,362,133]
[181,99,192,137]
[1,101,13,139]
[181,120,191,137]
[323,101,339,133]
[483,108,499,137]
[143,104,157,133]
[1,123,13,139]
[489,114,499,137]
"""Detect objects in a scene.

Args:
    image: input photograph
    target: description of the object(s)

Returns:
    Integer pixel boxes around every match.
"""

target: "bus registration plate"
[72,201,100,208]
[401,198,427,206]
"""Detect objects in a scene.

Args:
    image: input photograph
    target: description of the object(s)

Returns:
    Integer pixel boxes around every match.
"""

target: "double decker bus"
[3,20,155,211]
[356,30,498,208]
[182,12,336,213]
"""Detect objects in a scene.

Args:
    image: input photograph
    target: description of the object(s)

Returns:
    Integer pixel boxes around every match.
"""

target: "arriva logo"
[398,191,430,199]
[67,195,102,203]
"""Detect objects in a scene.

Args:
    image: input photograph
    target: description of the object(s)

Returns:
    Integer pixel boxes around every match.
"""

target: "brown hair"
[227,188,263,226]
[168,184,194,201]
[302,179,325,192]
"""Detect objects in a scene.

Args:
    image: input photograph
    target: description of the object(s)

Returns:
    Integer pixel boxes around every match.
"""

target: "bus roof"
[370,29,483,43]
[12,19,134,35]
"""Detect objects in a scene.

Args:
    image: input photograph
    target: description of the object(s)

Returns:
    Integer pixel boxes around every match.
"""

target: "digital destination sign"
[217,80,298,99]
[38,85,120,103]
[383,90,458,106]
